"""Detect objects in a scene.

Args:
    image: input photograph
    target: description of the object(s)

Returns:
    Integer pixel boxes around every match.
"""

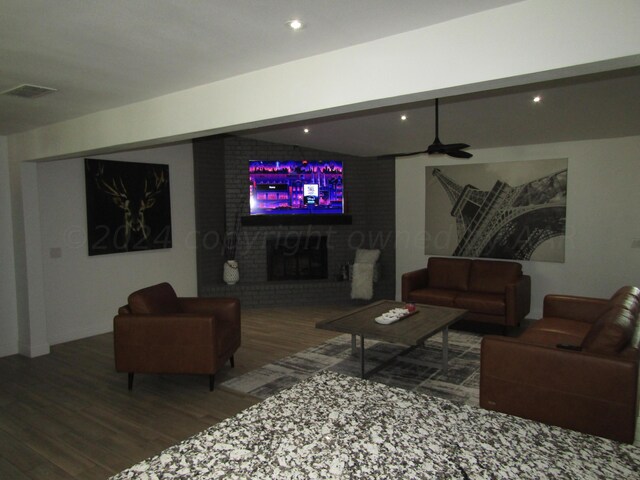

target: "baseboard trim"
[47,323,112,346]
[0,342,19,358]
[19,341,50,358]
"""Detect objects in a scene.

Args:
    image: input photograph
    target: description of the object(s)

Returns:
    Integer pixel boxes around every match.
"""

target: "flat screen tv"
[249,160,344,216]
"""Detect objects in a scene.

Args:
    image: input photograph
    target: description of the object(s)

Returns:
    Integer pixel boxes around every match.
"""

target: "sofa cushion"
[611,286,640,299]
[407,288,457,307]
[455,291,505,316]
[427,257,471,291]
[519,329,587,348]
[468,260,522,294]
[128,282,181,314]
[520,317,592,347]
[582,307,635,354]
[609,287,640,317]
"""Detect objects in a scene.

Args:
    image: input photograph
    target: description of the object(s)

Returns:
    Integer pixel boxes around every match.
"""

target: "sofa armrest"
[179,297,240,325]
[543,295,609,323]
[480,335,638,443]
[505,275,531,326]
[401,268,429,302]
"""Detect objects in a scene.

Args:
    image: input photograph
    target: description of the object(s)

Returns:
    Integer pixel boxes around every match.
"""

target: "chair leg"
[229,355,235,368]
[209,374,215,391]
[128,372,134,391]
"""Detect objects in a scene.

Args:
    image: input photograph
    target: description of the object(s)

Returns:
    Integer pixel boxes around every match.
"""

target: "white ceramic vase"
[223,260,239,285]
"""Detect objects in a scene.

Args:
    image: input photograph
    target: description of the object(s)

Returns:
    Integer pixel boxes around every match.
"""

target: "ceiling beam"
[8,0,640,162]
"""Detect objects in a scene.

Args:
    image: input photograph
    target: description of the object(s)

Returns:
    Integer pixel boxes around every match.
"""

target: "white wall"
[396,136,640,318]
[0,137,19,356]
[37,142,197,345]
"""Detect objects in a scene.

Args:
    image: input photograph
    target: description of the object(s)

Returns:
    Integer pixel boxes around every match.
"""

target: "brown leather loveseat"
[401,256,531,328]
[114,282,240,391]
[480,286,640,443]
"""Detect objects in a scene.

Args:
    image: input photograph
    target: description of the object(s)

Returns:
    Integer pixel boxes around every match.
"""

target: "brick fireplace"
[193,135,396,307]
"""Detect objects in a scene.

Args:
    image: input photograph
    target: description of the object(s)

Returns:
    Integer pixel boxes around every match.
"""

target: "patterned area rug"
[113,371,640,479]
[221,330,482,405]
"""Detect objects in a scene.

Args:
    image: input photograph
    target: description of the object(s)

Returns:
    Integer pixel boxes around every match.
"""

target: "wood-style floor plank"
[0,304,349,479]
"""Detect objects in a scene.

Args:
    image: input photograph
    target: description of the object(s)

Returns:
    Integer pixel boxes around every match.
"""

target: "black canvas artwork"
[425,159,568,262]
[85,158,172,256]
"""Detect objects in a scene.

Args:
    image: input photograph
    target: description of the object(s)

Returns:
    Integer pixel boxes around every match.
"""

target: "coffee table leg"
[351,334,357,355]
[442,327,449,376]
[360,335,365,379]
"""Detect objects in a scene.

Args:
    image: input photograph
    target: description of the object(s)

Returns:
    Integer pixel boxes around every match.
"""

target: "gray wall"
[193,136,395,306]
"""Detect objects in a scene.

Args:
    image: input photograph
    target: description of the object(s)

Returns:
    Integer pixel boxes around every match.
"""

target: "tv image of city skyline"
[249,160,343,215]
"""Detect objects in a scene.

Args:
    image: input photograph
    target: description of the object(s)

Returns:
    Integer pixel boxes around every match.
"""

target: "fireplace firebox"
[266,235,328,281]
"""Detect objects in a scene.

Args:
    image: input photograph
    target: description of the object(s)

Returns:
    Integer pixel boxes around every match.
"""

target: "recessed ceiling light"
[401,115,407,121]
[288,19,303,30]
[533,95,542,103]
[303,128,310,134]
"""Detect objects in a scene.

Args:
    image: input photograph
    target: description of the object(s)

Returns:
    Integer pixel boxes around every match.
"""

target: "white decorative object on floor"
[223,260,239,285]
[350,248,381,300]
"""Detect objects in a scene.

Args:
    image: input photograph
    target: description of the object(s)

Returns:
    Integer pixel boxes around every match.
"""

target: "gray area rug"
[221,330,482,405]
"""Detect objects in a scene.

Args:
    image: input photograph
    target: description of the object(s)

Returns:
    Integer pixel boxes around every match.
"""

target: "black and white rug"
[221,330,481,405]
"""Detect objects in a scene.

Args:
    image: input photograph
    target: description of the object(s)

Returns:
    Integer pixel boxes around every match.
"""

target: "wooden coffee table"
[316,300,467,379]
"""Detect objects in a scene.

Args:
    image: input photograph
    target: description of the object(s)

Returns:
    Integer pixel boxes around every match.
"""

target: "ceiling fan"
[396,98,473,159]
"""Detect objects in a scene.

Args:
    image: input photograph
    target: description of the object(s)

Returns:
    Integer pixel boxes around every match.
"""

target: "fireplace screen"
[266,235,328,281]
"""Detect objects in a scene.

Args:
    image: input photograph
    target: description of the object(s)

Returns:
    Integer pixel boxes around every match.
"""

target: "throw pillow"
[354,248,381,264]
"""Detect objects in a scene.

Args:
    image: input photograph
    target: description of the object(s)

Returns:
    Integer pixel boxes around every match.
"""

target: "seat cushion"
[582,307,635,354]
[427,257,471,291]
[128,282,181,314]
[468,260,522,294]
[407,288,457,307]
[520,317,592,347]
[455,291,505,316]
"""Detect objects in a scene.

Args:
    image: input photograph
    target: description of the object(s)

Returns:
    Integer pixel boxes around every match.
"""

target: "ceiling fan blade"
[446,149,473,159]
[441,143,470,150]
[391,150,428,157]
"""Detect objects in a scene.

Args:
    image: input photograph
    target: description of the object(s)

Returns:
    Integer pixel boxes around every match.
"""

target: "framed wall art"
[425,158,568,262]
[85,158,172,256]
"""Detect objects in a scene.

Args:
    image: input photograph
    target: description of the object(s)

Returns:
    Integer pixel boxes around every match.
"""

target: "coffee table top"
[316,300,467,345]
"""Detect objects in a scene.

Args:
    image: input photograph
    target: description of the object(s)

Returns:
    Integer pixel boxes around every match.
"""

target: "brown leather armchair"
[114,282,240,391]
[480,286,640,443]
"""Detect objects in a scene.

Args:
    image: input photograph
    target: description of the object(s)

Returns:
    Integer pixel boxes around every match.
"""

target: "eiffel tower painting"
[425,159,568,262]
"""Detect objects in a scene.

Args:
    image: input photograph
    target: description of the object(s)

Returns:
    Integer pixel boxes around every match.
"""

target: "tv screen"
[249,160,344,215]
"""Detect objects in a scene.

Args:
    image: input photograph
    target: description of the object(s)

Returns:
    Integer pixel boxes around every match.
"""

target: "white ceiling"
[2,0,639,157]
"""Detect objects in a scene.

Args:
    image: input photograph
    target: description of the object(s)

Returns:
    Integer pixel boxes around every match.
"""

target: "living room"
[1,1,640,478]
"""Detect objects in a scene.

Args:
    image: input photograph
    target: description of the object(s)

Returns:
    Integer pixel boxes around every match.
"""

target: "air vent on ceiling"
[1,84,57,99]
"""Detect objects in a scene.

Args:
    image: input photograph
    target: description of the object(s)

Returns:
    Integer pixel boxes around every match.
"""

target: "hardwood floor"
[2,304,638,478]
[0,304,350,479]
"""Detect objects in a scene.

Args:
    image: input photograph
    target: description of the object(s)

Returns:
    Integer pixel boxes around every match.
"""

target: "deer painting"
[85,159,172,255]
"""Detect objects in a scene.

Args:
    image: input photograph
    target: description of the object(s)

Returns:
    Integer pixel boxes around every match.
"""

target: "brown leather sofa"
[480,286,640,443]
[114,282,240,391]
[401,257,531,328]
